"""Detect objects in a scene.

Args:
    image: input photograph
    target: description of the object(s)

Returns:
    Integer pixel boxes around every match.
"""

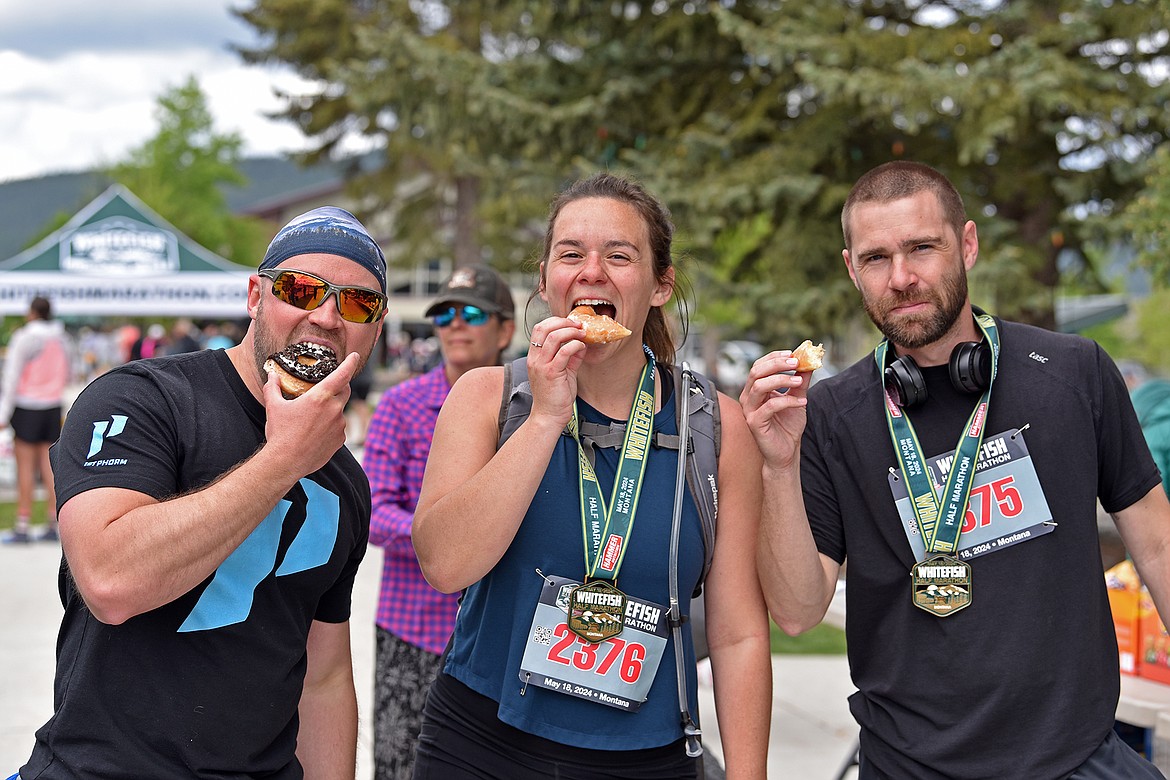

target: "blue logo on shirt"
[87,415,128,458]
[178,478,341,633]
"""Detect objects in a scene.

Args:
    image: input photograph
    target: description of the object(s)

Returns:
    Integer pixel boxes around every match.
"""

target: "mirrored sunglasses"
[432,304,491,327]
[258,268,386,324]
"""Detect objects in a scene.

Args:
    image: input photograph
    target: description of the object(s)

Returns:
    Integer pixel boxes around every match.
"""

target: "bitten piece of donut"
[568,305,632,345]
[792,340,825,372]
[264,342,339,398]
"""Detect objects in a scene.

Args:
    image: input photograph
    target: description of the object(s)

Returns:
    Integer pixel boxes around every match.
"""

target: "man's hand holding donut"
[739,343,821,471]
[262,347,358,477]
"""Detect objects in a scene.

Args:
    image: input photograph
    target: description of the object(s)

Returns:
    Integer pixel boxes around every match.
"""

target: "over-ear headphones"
[884,340,992,408]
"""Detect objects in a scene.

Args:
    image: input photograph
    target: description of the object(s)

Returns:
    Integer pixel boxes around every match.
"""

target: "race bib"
[518,574,668,712]
[889,429,1055,563]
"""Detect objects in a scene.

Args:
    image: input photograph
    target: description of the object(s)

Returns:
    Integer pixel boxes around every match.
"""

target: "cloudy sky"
[1,1,332,183]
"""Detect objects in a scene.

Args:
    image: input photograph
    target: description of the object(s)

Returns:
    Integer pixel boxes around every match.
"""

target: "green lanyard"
[876,314,1000,555]
[570,356,656,581]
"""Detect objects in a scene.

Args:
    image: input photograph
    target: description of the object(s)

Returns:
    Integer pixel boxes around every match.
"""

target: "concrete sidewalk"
[0,540,859,779]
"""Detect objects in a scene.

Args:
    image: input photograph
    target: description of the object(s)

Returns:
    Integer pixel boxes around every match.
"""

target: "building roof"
[0,154,362,261]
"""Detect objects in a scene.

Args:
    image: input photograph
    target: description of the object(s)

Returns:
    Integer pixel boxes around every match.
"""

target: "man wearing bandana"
[11,207,386,779]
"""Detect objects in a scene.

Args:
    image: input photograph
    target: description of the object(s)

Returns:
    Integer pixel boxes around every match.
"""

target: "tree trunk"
[1018,200,1058,332]
[702,325,724,391]
[453,174,480,269]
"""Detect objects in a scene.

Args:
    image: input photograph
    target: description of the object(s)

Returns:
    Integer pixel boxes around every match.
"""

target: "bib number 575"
[961,475,1023,533]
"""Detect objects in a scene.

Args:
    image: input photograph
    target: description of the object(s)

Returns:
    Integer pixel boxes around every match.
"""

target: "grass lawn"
[0,499,48,529]
[771,620,847,654]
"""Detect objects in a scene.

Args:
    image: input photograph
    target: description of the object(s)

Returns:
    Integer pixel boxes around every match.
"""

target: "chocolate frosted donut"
[269,342,339,382]
[264,342,339,397]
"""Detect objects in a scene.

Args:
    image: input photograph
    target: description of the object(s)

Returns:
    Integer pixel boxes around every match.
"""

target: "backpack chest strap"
[571,422,684,466]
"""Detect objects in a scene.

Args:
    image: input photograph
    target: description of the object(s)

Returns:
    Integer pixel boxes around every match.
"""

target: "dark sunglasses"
[258,268,386,324]
[432,304,491,327]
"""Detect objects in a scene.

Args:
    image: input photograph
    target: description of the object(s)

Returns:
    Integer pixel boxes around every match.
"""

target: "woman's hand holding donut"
[525,316,589,429]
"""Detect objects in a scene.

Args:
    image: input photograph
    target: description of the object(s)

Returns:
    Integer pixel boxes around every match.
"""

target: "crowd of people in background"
[70,319,247,382]
[10,316,452,400]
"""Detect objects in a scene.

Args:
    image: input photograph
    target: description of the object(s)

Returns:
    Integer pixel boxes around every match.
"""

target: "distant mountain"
[0,154,378,262]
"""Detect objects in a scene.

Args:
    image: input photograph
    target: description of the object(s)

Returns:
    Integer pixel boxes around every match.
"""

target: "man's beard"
[251,297,281,384]
[863,265,968,349]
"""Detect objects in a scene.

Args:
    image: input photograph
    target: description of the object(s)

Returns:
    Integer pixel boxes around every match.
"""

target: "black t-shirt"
[802,319,1161,780]
[23,349,369,779]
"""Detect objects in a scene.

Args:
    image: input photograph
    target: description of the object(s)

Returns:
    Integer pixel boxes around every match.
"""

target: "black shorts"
[413,673,700,780]
[10,407,63,444]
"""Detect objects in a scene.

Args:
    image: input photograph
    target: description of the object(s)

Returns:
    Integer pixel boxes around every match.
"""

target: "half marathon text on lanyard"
[877,313,999,618]
[565,355,657,643]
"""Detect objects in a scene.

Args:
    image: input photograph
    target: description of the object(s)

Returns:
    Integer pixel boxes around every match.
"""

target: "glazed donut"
[568,305,631,345]
[264,342,339,398]
[791,340,825,372]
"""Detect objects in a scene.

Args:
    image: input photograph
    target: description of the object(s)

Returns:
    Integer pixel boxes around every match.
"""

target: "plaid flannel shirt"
[362,364,458,654]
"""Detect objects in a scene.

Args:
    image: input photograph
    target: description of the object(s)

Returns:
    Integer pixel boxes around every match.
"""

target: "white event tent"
[0,184,252,318]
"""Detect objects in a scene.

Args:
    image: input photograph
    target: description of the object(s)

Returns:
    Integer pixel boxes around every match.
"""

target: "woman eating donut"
[411,172,771,779]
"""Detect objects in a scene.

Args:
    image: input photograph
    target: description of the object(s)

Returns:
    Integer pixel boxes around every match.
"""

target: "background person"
[362,264,516,780]
[741,160,1170,779]
[129,322,167,361]
[201,322,237,351]
[0,296,71,544]
[165,318,202,355]
[1132,376,1170,502]
[114,323,140,365]
[410,173,771,779]
[11,206,386,779]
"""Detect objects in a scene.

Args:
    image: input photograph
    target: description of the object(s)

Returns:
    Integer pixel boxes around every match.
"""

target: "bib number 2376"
[519,574,668,711]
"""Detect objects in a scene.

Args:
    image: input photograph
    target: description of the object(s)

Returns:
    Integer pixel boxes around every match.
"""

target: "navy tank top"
[443,386,705,749]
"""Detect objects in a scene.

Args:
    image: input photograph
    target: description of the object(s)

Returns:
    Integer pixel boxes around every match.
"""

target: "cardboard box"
[1139,588,1170,686]
[1107,560,1143,676]
[1111,587,1142,675]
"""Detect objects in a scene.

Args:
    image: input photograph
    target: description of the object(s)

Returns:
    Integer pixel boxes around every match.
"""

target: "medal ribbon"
[876,313,1000,554]
[570,356,656,581]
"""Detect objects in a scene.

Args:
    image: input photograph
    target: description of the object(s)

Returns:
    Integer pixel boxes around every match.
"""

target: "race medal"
[566,357,655,645]
[880,313,1001,620]
[520,573,668,711]
[911,555,973,617]
[567,580,627,643]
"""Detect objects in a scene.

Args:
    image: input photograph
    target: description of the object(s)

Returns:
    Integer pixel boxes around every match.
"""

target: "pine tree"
[110,77,267,265]
[236,0,1170,347]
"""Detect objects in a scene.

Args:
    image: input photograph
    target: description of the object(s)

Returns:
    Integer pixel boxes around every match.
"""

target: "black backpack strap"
[675,363,720,596]
[499,358,534,448]
[668,363,708,758]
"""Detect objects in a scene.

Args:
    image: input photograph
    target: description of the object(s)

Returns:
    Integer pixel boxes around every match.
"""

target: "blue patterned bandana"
[259,206,387,293]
